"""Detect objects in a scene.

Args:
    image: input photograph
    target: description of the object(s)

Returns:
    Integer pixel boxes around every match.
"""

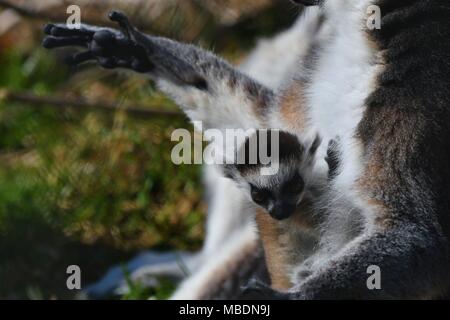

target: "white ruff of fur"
[297,0,381,275]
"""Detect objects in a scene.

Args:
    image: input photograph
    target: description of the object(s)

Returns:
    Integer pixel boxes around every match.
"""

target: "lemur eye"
[250,185,270,205]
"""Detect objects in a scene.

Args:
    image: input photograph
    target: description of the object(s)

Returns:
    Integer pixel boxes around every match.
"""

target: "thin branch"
[0,89,185,119]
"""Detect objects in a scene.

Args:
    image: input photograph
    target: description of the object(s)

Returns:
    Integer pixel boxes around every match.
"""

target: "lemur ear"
[308,134,322,156]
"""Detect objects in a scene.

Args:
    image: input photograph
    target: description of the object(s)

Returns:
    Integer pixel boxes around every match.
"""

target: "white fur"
[290,0,381,278]
[241,7,322,90]
[201,164,254,255]
[158,79,262,131]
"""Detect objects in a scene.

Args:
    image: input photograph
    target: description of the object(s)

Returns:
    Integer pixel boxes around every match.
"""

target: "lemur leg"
[43,11,274,130]
[171,222,267,300]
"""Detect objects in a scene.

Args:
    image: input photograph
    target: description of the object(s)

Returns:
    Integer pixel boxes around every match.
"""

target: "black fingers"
[43,23,93,49]
[97,57,116,69]
[108,10,133,37]
[42,36,88,49]
[115,59,133,68]
[65,51,95,66]
[43,23,55,35]
[131,57,154,73]
[108,11,129,27]
[43,15,154,73]
[43,23,123,51]
[108,10,146,48]
[43,23,96,37]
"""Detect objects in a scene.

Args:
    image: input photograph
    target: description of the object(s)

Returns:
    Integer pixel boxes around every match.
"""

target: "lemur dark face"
[223,130,321,221]
[250,171,305,220]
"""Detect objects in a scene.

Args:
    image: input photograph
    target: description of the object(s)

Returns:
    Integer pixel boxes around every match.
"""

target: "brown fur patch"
[255,208,293,291]
[278,80,310,132]
[255,198,319,291]
[237,78,274,123]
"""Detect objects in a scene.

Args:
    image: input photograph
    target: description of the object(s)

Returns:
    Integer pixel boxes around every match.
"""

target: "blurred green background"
[0,0,297,299]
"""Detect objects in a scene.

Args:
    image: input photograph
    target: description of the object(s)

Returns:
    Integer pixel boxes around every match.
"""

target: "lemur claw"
[108,10,146,51]
[108,11,131,32]
[108,10,125,22]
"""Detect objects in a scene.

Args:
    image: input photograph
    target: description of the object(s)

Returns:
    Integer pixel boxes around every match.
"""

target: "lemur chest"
[307,20,379,189]
[308,29,377,143]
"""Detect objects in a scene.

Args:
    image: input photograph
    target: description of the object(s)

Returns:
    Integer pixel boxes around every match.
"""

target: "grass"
[0,49,205,299]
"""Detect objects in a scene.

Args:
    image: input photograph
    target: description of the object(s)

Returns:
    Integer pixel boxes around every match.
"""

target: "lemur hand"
[43,12,154,72]
[43,11,206,89]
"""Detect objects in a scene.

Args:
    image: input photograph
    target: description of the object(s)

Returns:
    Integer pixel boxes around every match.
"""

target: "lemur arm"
[303,223,447,299]
[42,11,274,131]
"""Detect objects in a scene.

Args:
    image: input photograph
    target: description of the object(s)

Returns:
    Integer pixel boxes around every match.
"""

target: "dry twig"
[0,89,184,119]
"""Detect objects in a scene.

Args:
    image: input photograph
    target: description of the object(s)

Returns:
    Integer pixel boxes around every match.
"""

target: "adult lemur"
[44,0,450,299]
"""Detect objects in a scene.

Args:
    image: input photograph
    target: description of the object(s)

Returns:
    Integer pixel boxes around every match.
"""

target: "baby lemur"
[222,130,325,291]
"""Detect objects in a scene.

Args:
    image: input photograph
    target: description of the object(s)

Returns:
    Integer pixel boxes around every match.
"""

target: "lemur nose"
[269,203,296,221]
